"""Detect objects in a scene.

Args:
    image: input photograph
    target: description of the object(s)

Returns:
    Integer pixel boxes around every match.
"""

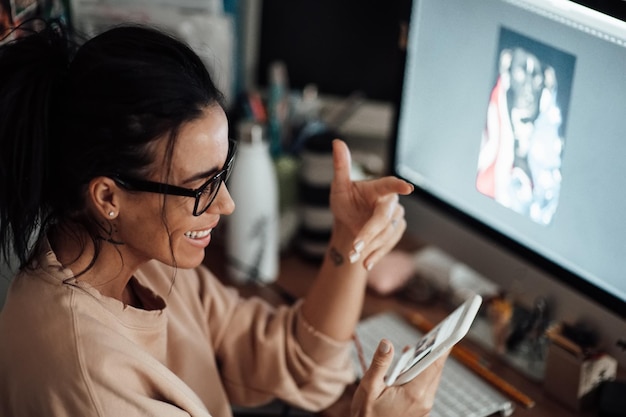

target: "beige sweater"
[0,241,354,417]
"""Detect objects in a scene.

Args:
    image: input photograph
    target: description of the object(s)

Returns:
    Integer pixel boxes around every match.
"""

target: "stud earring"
[108,211,115,218]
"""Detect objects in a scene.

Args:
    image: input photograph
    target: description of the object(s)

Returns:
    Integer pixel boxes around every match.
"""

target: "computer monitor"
[391,0,626,367]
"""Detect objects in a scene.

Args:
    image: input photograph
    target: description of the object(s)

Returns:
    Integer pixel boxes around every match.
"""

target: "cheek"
[119,209,169,254]
[117,195,172,255]
[166,212,208,268]
[117,195,205,267]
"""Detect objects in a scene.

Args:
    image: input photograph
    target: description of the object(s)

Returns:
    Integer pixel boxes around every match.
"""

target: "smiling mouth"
[184,228,212,239]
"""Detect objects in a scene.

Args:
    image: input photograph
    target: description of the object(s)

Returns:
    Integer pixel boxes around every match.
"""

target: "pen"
[546,323,583,357]
[403,310,535,409]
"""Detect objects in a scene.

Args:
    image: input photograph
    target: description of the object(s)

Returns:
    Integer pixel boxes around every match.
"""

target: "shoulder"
[0,272,101,411]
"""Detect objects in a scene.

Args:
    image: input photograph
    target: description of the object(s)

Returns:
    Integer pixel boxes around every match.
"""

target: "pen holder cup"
[543,329,617,411]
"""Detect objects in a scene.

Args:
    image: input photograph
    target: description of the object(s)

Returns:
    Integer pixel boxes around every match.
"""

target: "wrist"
[327,223,361,263]
[330,221,355,248]
[323,230,369,279]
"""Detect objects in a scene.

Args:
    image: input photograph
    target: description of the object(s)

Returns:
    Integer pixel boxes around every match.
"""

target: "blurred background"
[0,0,413,299]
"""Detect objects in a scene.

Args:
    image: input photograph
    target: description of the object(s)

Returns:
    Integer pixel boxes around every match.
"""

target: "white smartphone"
[386,294,483,386]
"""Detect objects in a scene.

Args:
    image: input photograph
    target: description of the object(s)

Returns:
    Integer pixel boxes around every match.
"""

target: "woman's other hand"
[330,139,414,270]
[351,339,448,417]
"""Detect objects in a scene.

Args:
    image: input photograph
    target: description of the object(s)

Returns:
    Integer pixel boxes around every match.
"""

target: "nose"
[210,182,235,215]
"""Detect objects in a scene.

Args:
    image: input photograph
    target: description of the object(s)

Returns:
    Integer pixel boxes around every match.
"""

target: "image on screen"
[476,27,576,225]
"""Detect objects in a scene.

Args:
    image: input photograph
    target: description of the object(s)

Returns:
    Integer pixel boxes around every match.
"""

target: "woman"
[0,20,447,416]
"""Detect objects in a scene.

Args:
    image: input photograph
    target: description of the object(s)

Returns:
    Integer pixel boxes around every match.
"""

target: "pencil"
[451,345,536,408]
[403,310,535,409]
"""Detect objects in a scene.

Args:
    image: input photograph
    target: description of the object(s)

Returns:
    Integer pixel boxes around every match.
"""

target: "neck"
[48,224,144,304]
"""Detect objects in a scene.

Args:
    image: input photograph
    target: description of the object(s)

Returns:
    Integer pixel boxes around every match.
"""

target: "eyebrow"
[182,166,220,185]
[181,139,234,185]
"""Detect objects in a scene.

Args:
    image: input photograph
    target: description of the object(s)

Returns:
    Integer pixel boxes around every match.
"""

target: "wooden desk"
[205,244,604,417]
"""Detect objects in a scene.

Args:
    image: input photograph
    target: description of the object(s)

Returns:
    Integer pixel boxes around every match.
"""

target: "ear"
[88,176,122,220]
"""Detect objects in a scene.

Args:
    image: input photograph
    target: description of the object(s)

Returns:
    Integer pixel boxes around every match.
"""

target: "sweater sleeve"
[197,266,356,411]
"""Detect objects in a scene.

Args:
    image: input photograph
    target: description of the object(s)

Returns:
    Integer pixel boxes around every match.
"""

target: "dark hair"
[0,20,225,269]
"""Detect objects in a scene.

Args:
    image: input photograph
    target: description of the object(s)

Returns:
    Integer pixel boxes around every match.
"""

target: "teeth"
[185,229,212,239]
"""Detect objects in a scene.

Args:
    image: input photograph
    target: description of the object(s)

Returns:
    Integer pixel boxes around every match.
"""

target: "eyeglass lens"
[195,166,234,216]
[196,177,221,215]
[193,140,236,216]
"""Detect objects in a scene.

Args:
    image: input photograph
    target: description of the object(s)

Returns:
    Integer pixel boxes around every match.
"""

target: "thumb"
[332,139,352,190]
[361,339,394,388]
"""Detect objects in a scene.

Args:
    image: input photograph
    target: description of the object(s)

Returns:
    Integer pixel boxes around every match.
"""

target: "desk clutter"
[365,246,623,414]
[369,246,626,411]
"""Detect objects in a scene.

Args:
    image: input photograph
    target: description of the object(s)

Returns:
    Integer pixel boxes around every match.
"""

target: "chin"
[174,251,206,270]
[155,237,209,269]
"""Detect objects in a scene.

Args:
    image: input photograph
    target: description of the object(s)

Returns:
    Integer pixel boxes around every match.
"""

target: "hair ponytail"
[0,19,73,268]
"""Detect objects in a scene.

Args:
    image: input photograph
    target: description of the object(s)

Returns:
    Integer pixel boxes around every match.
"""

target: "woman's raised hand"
[329,139,414,270]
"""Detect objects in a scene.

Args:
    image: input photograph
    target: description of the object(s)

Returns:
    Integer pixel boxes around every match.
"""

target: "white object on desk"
[226,123,279,284]
[413,246,500,305]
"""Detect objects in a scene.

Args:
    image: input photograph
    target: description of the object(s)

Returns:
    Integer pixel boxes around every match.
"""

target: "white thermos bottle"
[226,122,279,283]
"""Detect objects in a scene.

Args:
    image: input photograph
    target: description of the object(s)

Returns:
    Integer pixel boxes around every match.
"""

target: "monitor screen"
[392,0,626,363]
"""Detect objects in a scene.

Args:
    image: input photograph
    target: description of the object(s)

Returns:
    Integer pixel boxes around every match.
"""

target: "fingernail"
[379,340,391,354]
[365,261,373,271]
[349,251,361,264]
[353,240,365,253]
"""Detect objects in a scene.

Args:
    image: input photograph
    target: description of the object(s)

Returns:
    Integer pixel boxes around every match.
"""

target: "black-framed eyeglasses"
[112,139,237,216]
